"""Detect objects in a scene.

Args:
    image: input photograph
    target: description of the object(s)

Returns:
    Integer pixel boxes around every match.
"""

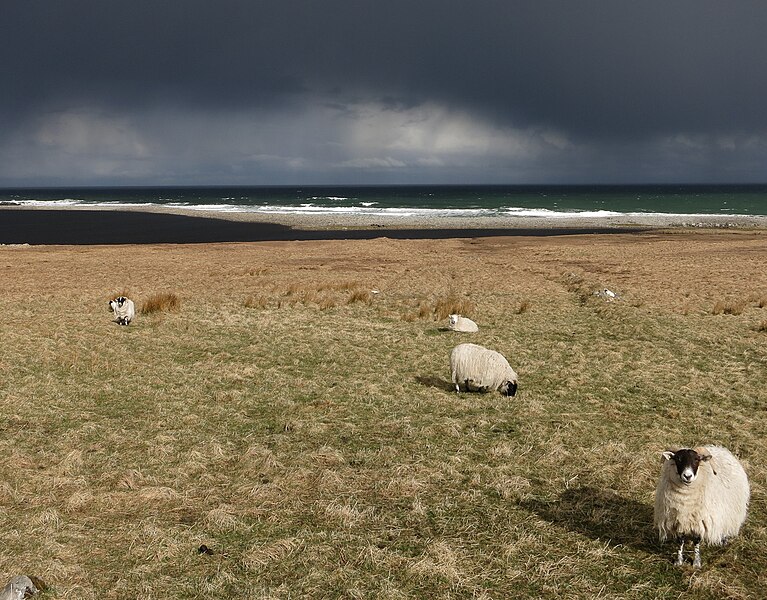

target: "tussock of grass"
[347,289,373,305]
[140,291,181,314]
[404,293,475,321]
[433,294,475,320]
[712,299,746,315]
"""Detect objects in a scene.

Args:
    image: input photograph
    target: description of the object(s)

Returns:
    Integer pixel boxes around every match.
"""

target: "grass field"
[1,229,766,599]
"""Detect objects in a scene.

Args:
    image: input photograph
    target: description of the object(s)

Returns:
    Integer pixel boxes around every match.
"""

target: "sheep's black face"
[666,449,711,485]
[502,381,518,397]
[117,297,126,307]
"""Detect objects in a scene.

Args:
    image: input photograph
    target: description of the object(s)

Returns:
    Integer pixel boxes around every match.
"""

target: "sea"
[1,184,767,219]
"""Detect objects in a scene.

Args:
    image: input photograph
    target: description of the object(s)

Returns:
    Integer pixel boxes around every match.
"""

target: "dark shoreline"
[0,209,653,245]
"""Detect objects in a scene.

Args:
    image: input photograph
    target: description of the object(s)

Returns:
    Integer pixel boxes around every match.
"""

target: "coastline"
[2,204,767,245]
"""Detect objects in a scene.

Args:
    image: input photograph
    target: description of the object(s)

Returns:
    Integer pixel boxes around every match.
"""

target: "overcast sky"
[2,1,767,186]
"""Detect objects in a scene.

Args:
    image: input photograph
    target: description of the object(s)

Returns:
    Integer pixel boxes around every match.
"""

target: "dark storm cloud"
[3,1,767,184]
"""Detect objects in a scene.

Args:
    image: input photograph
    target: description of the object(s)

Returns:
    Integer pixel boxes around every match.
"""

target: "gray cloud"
[2,1,767,184]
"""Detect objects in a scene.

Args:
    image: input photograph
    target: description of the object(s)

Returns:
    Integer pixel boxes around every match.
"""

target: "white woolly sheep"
[654,445,750,568]
[450,343,518,396]
[109,296,135,326]
[0,575,38,600]
[448,314,479,333]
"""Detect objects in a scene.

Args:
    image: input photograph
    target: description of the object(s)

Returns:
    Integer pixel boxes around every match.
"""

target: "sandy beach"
[2,204,767,244]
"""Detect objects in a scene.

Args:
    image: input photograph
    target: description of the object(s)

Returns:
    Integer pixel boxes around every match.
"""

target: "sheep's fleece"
[448,314,479,333]
[450,343,518,395]
[654,445,749,546]
[110,296,135,325]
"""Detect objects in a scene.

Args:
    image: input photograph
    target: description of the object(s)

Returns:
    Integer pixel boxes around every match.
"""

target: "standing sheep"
[109,296,136,326]
[448,314,479,333]
[654,445,749,568]
[450,343,518,396]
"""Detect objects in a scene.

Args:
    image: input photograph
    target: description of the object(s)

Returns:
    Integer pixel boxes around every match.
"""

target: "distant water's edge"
[2,184,767,220]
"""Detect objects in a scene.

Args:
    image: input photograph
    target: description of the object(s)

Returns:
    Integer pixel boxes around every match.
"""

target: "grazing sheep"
[450,343,518,396]
[109,296,135,326]
[0,575,38,600]
[448,314,479,333]
[654,445,750,568]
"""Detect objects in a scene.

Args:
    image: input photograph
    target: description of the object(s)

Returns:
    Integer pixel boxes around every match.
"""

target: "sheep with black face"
[450,343,518,396]
[654,445,749,568]
[109,296,135,326]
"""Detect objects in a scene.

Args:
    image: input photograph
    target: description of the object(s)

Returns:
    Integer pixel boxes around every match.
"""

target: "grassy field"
[1,229,766,599]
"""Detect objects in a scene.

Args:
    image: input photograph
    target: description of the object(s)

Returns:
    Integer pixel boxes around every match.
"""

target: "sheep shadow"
[521,486,658,553]
[414,375,455,393]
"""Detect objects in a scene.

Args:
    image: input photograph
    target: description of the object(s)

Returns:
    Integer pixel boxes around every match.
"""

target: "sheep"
[450,343,518,396]
[654,445,750,568]
[109,296,135,326]
[0,575,38,600]
[448,314,479,333]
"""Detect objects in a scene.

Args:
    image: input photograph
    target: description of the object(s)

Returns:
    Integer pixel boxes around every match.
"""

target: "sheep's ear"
[661,450,675,461]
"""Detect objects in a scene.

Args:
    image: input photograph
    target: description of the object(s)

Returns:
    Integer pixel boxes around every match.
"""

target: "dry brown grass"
[712,299,747,315]
[140,291,181,314]
[243,294,270,309]
[2,229,767,599]
[402,294,475,322]
[433,294,475,320]
[347,289,373,305]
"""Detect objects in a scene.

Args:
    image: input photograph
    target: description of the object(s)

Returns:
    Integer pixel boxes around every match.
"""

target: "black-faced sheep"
[448,314,479,333]
[109,296,135,326]
[450,343,518,396]
[654,445,750,568]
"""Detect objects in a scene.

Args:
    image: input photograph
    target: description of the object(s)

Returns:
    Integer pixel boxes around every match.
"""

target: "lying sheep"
[448,314,479,333]
[654,445,750,568]
[0,575,38,600]
[450,343,518,396]
[109,296,135,326]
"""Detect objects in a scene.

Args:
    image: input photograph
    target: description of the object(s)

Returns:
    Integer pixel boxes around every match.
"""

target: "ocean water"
[1,185,766,219]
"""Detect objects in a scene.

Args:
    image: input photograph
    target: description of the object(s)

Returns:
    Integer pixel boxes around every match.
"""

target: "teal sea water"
[2,185,766,218]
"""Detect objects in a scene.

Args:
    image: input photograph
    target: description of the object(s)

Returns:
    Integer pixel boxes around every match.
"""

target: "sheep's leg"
[675,538,686,566]
[692,539,702,569]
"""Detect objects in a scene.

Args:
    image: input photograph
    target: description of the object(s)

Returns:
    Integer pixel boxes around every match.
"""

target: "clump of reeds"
[712,299,746,316]
[433,295,475,321]
[401,294,475,322]
[140,292,181,314]
[347,289,373,305]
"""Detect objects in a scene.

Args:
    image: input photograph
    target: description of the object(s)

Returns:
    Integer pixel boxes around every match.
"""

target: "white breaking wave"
[5,198,754,219]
